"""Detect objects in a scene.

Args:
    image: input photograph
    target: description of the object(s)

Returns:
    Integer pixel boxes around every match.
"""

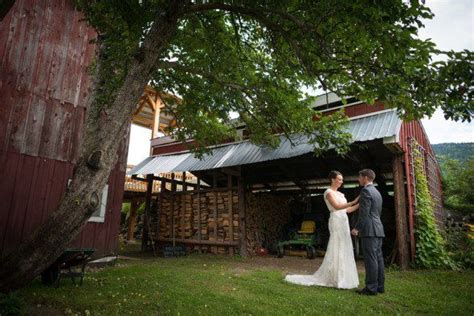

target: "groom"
[351,169,385,296]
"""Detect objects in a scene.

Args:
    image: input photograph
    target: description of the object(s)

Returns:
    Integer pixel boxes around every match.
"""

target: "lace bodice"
[323,188,347,212]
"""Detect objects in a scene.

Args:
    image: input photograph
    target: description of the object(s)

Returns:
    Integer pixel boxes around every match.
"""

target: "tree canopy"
[77,0,473,155]
[2,0,473,293]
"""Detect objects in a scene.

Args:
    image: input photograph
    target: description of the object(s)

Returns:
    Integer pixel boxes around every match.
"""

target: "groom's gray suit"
[354,183,385,293]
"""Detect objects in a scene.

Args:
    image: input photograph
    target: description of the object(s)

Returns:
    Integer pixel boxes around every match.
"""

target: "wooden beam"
[171,173,177,247]
[127,198,140,241]
[146,94,156,111]
[158,179,166,241]
[134,99,148,116]
[238,177,248,257]
[156,238,238,246]
[197,177,202,253]
[393,155,410,269]
[181,172,186,239]
[133,174,198,189]
[141,174,154,252]
[263,183,275,192]
[154,175,198,188]
[228,174,234,256]
[404,149,417,261]
[160,187,237,195]
[221,166,241,177]
[277,163,307,189]
[213,171,218,241]
[131,115,153,128]
[151,100,161,139]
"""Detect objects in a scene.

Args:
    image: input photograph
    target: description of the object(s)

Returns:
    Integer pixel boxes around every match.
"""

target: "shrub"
[445,220,474,269]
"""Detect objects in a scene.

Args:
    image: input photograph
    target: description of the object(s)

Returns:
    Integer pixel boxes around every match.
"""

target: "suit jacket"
[354,184,385,238]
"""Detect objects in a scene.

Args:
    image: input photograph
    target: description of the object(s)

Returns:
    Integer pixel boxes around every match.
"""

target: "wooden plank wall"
[398,120,444,260]
[0,0,96,160]
[0,0,128,258]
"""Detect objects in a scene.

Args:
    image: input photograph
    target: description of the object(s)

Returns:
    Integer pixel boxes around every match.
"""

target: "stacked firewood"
[155,190,292,256]
[245,192,292,255]
[156,191,239,254]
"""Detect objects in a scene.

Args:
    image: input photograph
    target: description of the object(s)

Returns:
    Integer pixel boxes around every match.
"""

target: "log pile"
[156,190,239,254]
[245,192,292,255]
[154,188,292,256]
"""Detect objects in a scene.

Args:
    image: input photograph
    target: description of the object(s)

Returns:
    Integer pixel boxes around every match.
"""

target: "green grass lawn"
[14,254,474,315]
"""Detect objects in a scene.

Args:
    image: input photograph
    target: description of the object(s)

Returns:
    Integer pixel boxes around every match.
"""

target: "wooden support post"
[213,172,218,242]
[404,150,416,261]
[393,155,410,270]
[151,97,162,139]
[158,180,166,243]
[181,172,186,239]
[227,174,234,256]
[171,173,176,246]
[141,174,154,252]
[127,198,140,241]
[197,177,202,253]
[238,176,248,257]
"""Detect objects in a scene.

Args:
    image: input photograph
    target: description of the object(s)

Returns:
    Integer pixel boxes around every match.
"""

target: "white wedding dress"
[284,189,359,289]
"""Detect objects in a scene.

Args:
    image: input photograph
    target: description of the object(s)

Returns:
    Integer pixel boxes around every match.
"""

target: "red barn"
[0,0,128,258]
[130,94,443,268]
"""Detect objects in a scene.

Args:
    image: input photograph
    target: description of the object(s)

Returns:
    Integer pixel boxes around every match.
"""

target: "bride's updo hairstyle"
[328,170,342,184]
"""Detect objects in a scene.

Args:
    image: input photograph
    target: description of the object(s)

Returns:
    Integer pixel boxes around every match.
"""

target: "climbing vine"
[412,142,455,269]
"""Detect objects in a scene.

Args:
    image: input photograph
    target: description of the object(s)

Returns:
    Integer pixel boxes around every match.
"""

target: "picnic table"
[41,248,95,287]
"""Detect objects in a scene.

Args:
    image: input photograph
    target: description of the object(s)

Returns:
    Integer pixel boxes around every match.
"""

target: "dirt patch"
[227,256,366,276]
[119,246,366,275]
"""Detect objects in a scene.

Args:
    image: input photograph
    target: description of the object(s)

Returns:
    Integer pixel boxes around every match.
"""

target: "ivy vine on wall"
[412,141,455,269]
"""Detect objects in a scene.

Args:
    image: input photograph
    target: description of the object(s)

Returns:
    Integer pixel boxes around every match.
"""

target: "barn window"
[89,185,109,223]
[67,179,108,223]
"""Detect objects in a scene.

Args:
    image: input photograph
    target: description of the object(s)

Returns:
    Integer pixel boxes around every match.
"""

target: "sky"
[418,0,473,144]
[127,0,473,165]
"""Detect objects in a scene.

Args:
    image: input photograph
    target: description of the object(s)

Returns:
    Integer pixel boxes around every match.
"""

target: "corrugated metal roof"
[129,109,402,175]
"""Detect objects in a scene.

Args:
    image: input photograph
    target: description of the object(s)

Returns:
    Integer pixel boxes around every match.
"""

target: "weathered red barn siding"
[398,120,443,260]
[322,101,386,118]
[152,141,196,155]
[0,0,127,258]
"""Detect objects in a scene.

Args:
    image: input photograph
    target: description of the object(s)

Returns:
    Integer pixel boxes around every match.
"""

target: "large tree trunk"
[0,3,182,293]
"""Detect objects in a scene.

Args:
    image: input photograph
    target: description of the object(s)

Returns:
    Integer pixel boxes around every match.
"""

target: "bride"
[285,170,360,289]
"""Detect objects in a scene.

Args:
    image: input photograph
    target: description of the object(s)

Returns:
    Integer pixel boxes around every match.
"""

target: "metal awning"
[129,109,402,175]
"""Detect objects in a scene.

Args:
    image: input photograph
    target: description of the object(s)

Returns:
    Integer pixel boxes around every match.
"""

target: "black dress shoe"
[356,288,378,296]
[378,289,385,294]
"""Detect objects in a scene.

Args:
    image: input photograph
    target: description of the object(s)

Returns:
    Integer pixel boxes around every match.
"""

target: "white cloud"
[417,0,473,144]
[421,109,473,144]
[418,0,473,52]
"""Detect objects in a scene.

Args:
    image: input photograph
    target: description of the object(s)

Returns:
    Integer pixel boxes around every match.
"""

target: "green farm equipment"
[277,220,318,259]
